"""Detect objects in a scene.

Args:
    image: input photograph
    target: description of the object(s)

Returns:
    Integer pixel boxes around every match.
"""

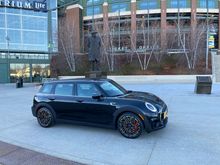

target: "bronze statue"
[87,31,101,71]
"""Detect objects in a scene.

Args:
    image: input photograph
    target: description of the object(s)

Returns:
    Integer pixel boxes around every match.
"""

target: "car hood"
[119,91,164,105]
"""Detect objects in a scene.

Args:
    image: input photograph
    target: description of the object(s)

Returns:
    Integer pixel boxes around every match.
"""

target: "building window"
[6,8,21,14]
[0,7,5,13]
[0,29,6,43]
[7,15,21,29]
[197,0,218,9]
[87,0,103,6]
[32,64,50,82]
[0,14,5,28]
[86,6,102,15]
[167,0,190,8]
[10,64,30,83]
[22,16,47,31]
[7,30,21,44]
[111,3,129,12]
[138,0,160,10]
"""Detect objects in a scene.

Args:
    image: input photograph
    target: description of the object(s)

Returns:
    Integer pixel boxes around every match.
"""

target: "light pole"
[92,0,95,30]
[5,35,10,83]
[205,0,209,72]
[118,9,120,49]
[147,0,149,49]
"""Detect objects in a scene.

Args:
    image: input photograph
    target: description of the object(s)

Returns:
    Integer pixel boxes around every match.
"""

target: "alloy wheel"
[118,113,143,138]
[37,107,54,127]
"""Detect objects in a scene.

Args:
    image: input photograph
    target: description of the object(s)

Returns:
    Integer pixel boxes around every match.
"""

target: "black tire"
[117,112,143,139]
[37,107,55,128]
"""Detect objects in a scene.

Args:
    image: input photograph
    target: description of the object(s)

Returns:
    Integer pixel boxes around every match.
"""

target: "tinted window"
[99,81,125,97]
[40,84,53,94]
[55,83,73,96]
[77,83,100,97]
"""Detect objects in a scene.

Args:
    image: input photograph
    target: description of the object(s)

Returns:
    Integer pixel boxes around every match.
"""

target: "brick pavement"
[0,141,82,165]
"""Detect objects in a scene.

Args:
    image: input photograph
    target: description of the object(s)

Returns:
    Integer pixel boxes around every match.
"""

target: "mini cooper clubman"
[32,78,168,138]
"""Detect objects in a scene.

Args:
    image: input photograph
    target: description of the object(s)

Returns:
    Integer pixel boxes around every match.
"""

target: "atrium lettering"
[0,0,47,11]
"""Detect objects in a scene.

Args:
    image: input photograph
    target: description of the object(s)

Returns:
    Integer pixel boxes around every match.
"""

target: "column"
[131,0,137,50]
[65,4,83,53]
[191,0,197,48]
[103,2,109,48]
[161,0,167,51]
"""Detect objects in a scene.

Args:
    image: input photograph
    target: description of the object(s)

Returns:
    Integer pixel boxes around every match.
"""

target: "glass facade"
[10,63,30,83]
[137,0,160,10]
[86,0,103,16]
[0,0,57,83]
[10,63,50,83]
[110,3,130,12]
[86,6,102,15]
[167,0,191,8]
[197,0,218,9]
[32,64,50,82]
[0,0,57,52]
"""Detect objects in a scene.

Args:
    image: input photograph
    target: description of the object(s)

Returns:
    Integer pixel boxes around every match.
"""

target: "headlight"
[145,102,157,112]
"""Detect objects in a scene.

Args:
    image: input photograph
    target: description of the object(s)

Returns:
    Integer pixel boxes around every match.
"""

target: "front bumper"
[144,106,168,132]
[31,105,37,117]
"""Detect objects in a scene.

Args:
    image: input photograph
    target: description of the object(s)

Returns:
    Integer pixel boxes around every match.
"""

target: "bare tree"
[129,19,160,70]
[94,14,125,71]
[59,17,79,72]
[175,19,192,69]
[166,13,207,71]
[190,21,206,69]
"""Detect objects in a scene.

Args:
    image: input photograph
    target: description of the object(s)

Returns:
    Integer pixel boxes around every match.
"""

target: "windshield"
[99,80,127,97]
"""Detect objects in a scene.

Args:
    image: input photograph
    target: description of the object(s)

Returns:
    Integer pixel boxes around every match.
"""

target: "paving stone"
[22,154,80,165]
[0,142,18,156]
[0,148,38,165]
[0,141,82,165]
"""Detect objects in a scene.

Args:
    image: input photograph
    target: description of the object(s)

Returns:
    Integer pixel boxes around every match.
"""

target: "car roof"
[44,78,111,84]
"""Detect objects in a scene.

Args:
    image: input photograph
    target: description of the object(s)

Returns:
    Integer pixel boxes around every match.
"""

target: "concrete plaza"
[0,81,220,165]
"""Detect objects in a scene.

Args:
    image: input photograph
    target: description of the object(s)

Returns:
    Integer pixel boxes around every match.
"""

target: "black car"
[32,78,168,138]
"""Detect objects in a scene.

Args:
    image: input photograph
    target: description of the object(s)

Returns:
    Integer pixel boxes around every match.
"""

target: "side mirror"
[92,94,103,100]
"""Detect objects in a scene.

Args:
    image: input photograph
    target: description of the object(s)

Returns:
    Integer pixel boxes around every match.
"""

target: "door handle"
[76,100,84,103]
[48,97,55,101]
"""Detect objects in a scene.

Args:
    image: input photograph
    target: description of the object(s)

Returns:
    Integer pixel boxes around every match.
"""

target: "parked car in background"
[32,78,168,138]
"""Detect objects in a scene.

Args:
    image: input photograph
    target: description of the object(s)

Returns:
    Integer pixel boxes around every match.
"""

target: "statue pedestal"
[85,71,107,79]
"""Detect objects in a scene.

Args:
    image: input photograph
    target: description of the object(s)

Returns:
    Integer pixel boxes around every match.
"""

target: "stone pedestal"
[85,71,107,79]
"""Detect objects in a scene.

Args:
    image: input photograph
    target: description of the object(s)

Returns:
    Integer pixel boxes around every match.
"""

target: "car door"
[74,82,117,125]
[49,82,76,120]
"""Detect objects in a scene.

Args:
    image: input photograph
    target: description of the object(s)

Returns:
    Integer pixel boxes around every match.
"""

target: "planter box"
[195,76,212,94]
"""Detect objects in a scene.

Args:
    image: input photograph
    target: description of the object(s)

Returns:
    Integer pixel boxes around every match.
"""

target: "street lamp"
[118,9,120,49]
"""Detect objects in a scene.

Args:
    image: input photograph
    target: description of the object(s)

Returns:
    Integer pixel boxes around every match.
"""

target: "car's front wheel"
[117,112,143,138]
[37,107,55,127]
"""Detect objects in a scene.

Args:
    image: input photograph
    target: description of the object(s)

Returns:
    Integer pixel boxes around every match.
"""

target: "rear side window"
[40,84,53,94]
[55,83,74,96]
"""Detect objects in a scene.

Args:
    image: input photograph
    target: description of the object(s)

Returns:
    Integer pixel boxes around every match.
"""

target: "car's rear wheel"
[117,112,143,139]
[37,107,55,127]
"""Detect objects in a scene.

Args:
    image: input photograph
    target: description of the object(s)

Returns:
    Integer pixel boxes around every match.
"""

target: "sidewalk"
[0,82,219,165]
[0,141,81,165]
